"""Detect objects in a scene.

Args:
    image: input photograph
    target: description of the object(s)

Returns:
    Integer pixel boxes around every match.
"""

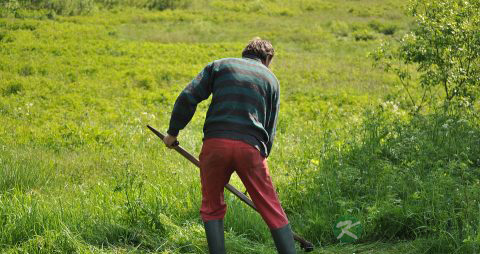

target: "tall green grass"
[280,107,480,253]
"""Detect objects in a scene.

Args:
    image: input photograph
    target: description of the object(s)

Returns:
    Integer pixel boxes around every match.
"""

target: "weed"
[368,20,397,35]
[18,65,35,76]
[2,82,23,96]
[352,29,376,41]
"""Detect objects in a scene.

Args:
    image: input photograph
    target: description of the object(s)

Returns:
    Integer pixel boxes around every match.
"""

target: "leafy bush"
[373,0,480,112]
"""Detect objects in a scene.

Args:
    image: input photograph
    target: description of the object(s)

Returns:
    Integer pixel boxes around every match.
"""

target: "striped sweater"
[167,56,280,157]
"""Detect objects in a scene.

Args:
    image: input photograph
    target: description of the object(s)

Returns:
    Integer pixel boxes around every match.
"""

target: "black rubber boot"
[271,224,296,254]
[204,220,226,254]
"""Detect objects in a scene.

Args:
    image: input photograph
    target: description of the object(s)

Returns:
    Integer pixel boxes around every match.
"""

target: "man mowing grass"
[163,38,296,254]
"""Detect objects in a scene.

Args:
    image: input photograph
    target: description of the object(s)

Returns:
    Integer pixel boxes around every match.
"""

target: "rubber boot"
[204,220,226,254]
[270,224,296,254]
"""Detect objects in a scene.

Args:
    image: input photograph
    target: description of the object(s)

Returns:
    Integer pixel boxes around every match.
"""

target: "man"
[163,38,296,254]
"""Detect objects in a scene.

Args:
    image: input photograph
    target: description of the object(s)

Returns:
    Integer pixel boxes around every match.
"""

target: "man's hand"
[163,134,178,148]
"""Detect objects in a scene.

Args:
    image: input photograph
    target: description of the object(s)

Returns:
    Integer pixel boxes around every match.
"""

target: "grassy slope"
[0,0,450,253]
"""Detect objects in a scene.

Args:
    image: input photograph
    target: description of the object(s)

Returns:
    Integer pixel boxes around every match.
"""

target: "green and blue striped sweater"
[167,56,280,157]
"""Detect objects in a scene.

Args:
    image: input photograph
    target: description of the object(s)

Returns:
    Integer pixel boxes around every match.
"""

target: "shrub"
[373,0,480,112]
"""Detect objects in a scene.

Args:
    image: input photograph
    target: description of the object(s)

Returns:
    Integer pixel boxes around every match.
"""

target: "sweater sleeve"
[167,63,214,136]
[265,81,280,156]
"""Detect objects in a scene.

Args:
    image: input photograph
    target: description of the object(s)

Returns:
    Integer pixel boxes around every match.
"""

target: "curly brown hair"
[241,37,275,61]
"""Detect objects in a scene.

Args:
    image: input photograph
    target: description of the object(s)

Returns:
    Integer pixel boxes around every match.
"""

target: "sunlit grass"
[1,0,479,253]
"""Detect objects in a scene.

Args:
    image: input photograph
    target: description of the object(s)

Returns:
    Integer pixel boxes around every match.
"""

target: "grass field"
[1,0,479,253]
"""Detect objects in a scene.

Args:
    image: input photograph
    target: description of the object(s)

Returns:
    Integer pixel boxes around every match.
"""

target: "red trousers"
[199,138,289,230]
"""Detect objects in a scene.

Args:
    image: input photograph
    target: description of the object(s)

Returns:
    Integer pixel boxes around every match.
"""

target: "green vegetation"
[0,0,479,253]
[373,0,480,113]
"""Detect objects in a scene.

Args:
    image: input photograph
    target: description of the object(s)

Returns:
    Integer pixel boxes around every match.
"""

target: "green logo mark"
[333,215,362,243]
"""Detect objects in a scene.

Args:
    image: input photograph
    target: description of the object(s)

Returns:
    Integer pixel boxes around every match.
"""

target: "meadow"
[0,0,479,253]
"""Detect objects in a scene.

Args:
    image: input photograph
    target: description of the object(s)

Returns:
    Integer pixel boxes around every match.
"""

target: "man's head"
[242,37,275,67]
